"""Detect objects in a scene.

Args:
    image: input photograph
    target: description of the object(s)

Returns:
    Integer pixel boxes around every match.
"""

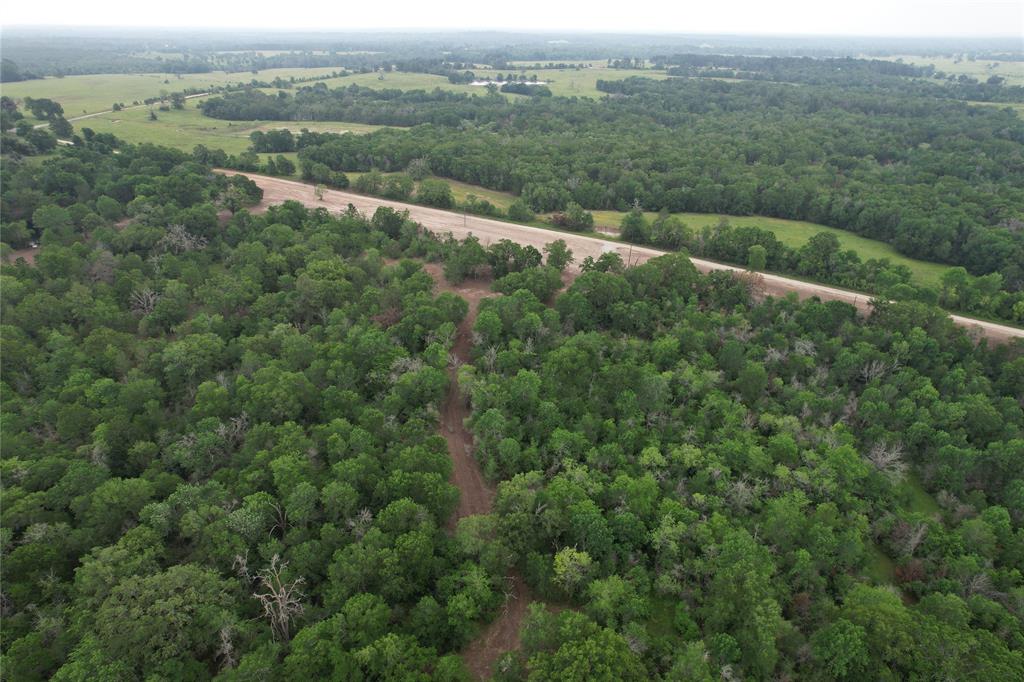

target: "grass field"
[1,68,348,120]
[876,54,1024,86]
[589,210,949,287]
[75,98,389,154]
[341,172,948,286]
[314,64,668,99]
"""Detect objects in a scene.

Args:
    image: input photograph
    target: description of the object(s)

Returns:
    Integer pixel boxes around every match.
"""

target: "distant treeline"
[661,54,1024,102]
[200,84,507,126]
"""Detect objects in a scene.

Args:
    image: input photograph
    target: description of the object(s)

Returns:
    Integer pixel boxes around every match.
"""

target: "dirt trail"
[417,263,532,679]
[421,263,496,524]
[461,573,533,679]
[222,170,1024,345]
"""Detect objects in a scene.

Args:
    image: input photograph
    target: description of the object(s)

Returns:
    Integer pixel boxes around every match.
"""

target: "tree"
[24,97,64,120]
[585,575,648,628]
[417,179,455,208]
[382,174,414,200]
[747,244,767,271]
[372,206,408,239]
[553,547,593,597]
[552,202,594,231]
[443,235,488,284]
[508,199,536,223]
[811,619,870,679]
[50,117,73,139]
[273,155,296,176]
[406,158,431,181]
[544,239,574,271]
[92,565,237,672]
[252,555,305,642]
[619,208,649,244]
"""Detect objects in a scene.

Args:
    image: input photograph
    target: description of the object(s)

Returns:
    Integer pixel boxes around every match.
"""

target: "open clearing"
[311,64,667,98]
[223,171,1024,344]
[590,210,951,287]
[74,98,390,154]
[1,67,347,121]
[347,172,951,288]
[875,54,1024,86]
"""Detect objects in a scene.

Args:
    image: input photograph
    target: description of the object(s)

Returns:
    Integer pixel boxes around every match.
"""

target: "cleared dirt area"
[461,572,533,680]
[417,262,534,679]
[420,263,497,525]
[223,171,1024,345]
[5,247,38,265]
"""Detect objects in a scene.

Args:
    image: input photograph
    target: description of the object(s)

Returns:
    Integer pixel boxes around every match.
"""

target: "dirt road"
[222,171,1024,345]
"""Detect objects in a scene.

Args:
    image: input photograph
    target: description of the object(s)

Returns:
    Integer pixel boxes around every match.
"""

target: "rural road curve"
[222,171,1024,345]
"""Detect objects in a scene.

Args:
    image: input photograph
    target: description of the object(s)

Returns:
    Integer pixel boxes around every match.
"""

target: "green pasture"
[1,67,347,120]
[74,99,388,154]
[315,64,668,99]
[876,55,1024,86]
[589,210,949,287]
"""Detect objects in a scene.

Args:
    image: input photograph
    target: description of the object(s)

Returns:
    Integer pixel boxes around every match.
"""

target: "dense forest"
[1,138,1023,680]
[202,76,1024,301]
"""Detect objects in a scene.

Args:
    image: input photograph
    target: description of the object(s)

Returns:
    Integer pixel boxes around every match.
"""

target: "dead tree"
[866,441,908,480]
[253,555,305,642]
[130,287,160,315]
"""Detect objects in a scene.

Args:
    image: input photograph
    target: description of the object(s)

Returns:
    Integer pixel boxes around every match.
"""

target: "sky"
[3,0,1022,37]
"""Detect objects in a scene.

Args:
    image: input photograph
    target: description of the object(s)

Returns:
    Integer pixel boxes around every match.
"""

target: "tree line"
[200,75,1024,303]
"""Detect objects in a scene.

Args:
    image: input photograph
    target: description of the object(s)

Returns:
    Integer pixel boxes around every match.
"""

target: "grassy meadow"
[590,210,950,287]
[341,172,948,286]
[73,98,390,154]
[314,64,668,98]
[876,54,1024,86]
[1,68,347,120]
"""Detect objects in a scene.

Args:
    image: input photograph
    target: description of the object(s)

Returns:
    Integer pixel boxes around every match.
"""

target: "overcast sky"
[4,0,1022,37]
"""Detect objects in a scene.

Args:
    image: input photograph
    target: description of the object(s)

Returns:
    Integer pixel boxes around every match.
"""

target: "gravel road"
[221,171,1024,345]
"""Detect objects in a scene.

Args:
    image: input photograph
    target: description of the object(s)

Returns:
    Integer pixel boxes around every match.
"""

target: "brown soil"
[417,262,536,680]
[224,170,1024,345]
[424,263,497,525]
[5,247,38,265]
[461,572,533,680]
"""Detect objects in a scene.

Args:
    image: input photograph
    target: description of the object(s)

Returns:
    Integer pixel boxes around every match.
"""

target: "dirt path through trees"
[419,263,533,679]
[421,263,496,524]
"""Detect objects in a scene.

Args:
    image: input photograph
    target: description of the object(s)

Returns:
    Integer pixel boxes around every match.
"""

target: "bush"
[417,179,455,209]
[507,200,535,223]
[353,170,384,195]
[382,174,414,200]
[550,202,594,231]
